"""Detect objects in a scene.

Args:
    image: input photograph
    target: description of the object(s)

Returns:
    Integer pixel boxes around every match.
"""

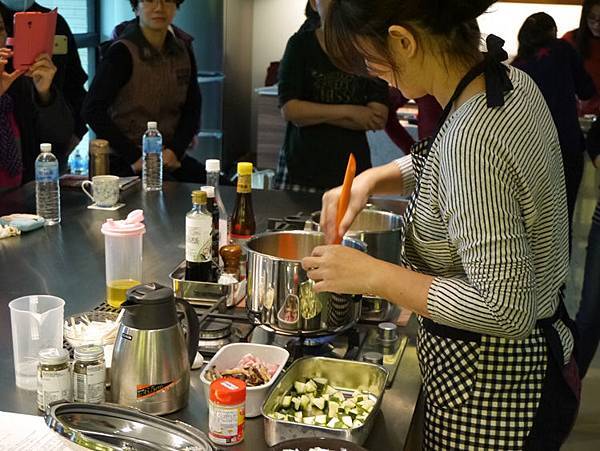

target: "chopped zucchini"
[353,419,363,428]
[327,418,338,428]
[313,377,328,387]
[327,401,339,418]
[342,416,354,428]
[305,380,318,393]
[294,381,306,394]
[324,385,337,396]
[281,396,292,408]
[315,414,327,425]
[312,397,326,410]
[300,394,310,410]
[294,411,303,420]
[292,397,301,410]
[303,416,316,425]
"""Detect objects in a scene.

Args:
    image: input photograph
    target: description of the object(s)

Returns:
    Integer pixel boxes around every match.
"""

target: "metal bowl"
[245,231,366,337]
[269,438,368,451]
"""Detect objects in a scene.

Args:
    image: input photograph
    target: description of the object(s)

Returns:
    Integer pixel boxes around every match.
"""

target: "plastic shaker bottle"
[101,210,146,308]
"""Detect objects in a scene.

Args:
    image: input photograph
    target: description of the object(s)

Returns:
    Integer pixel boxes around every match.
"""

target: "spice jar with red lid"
[208,377,246,446]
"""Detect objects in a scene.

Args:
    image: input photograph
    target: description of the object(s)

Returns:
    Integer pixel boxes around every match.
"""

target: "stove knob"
[363,352,384,365]
[378,322,399,342]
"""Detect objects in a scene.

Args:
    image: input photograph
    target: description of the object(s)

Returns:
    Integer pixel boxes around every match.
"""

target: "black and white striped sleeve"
[394,155,415,195]
[427,127,537,339]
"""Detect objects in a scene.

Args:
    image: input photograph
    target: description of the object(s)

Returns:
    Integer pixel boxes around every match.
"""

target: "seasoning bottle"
[208,377,246,446]
[73,345,106,403]
[230,162,256,247]
[201,185,220,268]
[206,159,230,265]
[219,244,242,282]
[186,190,213,282]
[37,348,71,411]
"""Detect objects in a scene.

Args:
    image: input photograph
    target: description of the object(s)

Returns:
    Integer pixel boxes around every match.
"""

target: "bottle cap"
[209,377,246,406]
[74,344,104,362]
[40,143,52,153]
[101,209,146,237]
[205,159,220,172]
[237,162,253,176]
[192,190,207,205]
[201,186,215,198]
[38,348,69,366]
[147,121,158,130]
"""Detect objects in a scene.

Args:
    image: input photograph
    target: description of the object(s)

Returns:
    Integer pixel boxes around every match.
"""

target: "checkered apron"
[399,36,578,450]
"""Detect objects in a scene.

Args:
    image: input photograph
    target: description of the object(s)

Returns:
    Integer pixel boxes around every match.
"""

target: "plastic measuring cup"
[101,210,146,308]
[9,295,65,390]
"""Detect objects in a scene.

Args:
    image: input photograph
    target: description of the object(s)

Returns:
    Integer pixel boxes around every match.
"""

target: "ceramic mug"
[82,175,120,207]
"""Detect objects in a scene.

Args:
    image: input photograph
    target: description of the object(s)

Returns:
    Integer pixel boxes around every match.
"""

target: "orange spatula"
[334,153,356,245]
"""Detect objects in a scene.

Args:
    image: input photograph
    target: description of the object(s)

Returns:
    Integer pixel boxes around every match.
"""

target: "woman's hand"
[0,48,23,97]
[320,171,373,243]
[302,245,378,294]
[27,53,57,104]
[162,148,182,171]
[346,104,387,130]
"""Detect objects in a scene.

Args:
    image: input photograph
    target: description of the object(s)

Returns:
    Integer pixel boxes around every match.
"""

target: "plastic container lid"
[201,186,215,198]
[74,344,104,362]
[39,347,69,365]
[209,377,246,406]
[205,159,220,172]
[147,121,158,130]
[101,209,146,237]
[237,162,253,176]
[40,143,52,153]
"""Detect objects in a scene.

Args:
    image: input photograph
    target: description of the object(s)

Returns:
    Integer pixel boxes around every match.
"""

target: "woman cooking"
[303,0,579,449]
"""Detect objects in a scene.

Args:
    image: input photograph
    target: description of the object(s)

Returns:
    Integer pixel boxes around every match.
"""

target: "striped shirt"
[397,66,573,360]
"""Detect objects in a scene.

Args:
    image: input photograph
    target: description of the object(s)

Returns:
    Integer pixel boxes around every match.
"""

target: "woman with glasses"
[83,0,204,182]
[306,0,579,448]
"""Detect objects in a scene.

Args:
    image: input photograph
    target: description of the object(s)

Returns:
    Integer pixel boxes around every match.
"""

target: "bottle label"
[35,161,59,182]
[208,403,245,445]
[186,215,212,263]
[73,364,105,403]
[236,174,251,194]
[143,136,163,154]
[37,367,71,410]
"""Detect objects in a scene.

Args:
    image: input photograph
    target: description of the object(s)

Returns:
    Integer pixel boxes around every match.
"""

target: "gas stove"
[192,300,408,388]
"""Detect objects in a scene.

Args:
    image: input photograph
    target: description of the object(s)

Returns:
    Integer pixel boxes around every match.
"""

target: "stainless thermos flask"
[89,139,110,177]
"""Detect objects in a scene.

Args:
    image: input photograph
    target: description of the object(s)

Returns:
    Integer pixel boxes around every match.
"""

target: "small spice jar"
[37,348,71,411]
[73,344,105,403]
[208,377,246,446]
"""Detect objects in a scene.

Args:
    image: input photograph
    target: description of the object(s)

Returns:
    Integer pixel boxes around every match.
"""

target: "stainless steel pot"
[245,231,366,336]
[310,206,402,264]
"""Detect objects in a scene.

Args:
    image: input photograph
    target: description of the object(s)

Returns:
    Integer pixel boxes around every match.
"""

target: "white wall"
[480,2,582,57]
[100,0,134,42]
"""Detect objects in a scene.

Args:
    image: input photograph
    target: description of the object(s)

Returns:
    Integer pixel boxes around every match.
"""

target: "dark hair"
[577,0,600,58]
[299,1,321,33]
[129,0,185,11]
[516,13,557,61]
[324,0,496,76]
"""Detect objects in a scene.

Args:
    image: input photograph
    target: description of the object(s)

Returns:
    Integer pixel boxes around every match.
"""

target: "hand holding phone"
[0,47,23,97]
[26,53,56,103]
[10,9,57,71]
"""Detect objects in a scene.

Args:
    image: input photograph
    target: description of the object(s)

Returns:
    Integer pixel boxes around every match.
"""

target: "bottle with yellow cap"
[186,190,213,282]
[230,162,256,252]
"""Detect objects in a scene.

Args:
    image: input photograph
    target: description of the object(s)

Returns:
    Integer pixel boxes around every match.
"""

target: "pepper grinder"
[219,244,242,283]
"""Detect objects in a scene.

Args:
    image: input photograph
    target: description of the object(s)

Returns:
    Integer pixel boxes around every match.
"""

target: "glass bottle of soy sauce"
[186,190,213,281]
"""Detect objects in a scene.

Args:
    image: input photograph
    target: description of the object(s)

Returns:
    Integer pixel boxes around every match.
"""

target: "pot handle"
[176,298,200,366]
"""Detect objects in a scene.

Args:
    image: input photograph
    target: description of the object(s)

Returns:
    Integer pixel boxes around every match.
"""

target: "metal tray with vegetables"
[261,357,388,446]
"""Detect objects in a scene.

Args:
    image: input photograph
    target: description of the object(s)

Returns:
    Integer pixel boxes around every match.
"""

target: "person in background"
[83,0,204,182]
[513,13,596,234]
[0,0,86,185]
[275,0,389,192]
[575,120,600,378]
[0,7,76,189]
[308,0,579,448]
[564,0,600,115]
[298,0,320,34]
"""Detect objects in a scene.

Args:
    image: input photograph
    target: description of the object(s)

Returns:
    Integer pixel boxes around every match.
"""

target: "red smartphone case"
[11,9,58,71]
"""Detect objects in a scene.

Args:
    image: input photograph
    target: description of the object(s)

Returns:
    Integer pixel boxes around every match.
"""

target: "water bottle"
[35,143,61,226]
[142,121,163,191]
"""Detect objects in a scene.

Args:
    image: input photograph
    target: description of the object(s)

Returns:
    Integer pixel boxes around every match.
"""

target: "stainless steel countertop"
[0,182,421,450]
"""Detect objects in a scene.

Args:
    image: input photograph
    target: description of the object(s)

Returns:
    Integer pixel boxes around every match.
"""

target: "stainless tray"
[169,261,243,307]
[261,357,388,446]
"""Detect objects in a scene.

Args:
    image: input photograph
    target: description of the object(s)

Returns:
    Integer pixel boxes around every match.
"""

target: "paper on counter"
[0,411,87,450]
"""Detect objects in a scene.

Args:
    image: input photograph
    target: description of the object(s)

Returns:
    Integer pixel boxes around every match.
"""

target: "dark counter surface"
[0,182,421,450]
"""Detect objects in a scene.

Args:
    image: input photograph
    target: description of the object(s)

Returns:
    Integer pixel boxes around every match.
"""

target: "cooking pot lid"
[45,402,214,451]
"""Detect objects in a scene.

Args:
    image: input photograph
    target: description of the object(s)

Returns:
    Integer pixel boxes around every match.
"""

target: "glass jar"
[37,348,71,411]
[73,344,105,403]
